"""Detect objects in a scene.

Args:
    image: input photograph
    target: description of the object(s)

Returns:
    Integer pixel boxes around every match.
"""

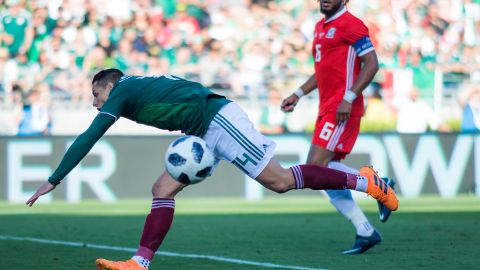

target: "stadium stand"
[0,0,479,134]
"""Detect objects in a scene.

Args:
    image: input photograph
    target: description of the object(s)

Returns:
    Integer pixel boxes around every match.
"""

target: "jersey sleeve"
[99,86,128,120]
[48,113,115,185]
[343,19,374,57]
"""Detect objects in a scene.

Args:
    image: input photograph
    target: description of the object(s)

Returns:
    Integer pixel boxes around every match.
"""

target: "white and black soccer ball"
[165,135,215,184]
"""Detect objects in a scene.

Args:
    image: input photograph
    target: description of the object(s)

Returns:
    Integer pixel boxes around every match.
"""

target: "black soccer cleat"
[342,230,382,255]
[377,177,396,222]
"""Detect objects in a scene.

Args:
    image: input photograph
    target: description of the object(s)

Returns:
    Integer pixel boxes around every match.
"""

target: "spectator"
[0,0,34,56]
[0,0,476,135]
[17,83,51,136]
[259,89,287,134]
[3,50,40,94]
[198,41,232,89]
[0,83,22,135]
[170,46,199,81]
[363,88,397,132]
[0,47,8,95]
[458,83,480,132]
[239,42,268,99]
[406,50,435,105]
[396,88,444,133]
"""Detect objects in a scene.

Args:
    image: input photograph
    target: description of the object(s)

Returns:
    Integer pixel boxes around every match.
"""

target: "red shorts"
[312,112,361,160]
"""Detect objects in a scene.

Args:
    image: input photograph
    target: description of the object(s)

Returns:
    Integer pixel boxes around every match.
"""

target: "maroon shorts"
[312,112,361,160]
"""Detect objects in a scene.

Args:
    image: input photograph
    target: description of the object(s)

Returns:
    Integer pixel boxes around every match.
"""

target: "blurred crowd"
[360,0,480,133]
[0,0,479,135]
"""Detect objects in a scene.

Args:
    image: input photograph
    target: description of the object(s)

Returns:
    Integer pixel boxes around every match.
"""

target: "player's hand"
[26,181,56,207]
[336,99,352,123]
[281,94,299,113]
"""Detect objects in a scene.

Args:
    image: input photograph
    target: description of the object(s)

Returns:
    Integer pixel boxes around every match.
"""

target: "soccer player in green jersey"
[26,69,398,270]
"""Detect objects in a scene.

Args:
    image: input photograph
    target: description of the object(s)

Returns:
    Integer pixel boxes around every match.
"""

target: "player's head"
[318,0,347,17]
[91,68,124,110]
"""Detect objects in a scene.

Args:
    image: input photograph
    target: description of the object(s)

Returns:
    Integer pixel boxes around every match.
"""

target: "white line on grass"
[0,235,327,270]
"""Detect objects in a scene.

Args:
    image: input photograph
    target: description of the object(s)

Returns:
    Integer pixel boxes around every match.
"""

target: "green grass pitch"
[1,196,479,270]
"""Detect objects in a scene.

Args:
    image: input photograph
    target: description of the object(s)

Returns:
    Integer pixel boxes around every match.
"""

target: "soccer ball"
[165,135,215,184]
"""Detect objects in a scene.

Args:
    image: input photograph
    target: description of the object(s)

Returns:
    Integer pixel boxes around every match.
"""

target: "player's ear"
[106,81,114,91]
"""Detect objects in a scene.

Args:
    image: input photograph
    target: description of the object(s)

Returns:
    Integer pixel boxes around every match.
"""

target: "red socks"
[291,164,358,190]
[134,165,360,261]
[135,198,175,260]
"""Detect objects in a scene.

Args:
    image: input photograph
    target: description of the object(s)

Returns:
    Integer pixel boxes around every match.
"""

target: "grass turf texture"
[1,196,479,270]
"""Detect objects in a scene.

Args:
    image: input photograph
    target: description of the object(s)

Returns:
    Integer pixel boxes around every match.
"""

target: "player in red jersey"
[281,0,395,254]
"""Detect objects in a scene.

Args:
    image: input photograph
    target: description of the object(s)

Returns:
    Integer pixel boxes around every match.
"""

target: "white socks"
[355,176,368,192]
[327,161,359,174]
[327,161,374,237]
[132,256,150,269]
[347,205,375,237]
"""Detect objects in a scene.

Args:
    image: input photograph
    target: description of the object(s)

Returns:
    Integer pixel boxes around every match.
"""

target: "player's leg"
[310,115,384,254]
[253,159,397,255]
[255,157,357,193]
[306,145,372,235]
[306,144,378,249]
[316,114,395,223]
[327,159,396,224]
[309,116,374,229]
[306,143,370,234]
[314,115,395,223]
[96,171,186,270]
[377,177,395,222]
[134,171,186,262]
[254,156,398,212]
[207,104,361,192]
[209,102,397,207]
[326,162,375,238]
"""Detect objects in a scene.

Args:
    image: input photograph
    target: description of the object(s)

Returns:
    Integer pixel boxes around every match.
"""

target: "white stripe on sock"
[291,166,304,189]
[355,176,368,192]
[151,200,175,209]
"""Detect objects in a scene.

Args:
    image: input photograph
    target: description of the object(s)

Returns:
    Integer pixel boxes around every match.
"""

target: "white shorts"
[202,102,276,179]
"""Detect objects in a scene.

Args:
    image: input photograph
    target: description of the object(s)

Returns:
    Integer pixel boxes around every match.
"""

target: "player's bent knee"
[266,181,293,194]
[151,182,163,197]
[272,185,289,194]
[151,171,185,198]
[307,156,330,167]
[151,182,183,198]
[256,163,296,193]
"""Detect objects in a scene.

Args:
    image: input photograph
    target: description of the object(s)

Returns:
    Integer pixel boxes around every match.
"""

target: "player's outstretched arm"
[26,181,55,207]
[47,113,115,186]
[26,113,115,207]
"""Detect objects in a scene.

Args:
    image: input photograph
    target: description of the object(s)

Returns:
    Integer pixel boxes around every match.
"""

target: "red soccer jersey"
[312,7,374,117]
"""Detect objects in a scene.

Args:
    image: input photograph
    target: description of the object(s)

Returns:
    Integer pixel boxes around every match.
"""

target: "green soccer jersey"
[0,9,31,55]
[101,74,229,136]
[48,74,230,185]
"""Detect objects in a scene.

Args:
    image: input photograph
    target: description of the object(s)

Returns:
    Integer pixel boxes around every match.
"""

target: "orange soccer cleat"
[359,166,399,211]
[96,258,148,270]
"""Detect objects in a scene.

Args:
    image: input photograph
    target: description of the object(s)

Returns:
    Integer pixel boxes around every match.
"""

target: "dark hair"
[92,68,124,87]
